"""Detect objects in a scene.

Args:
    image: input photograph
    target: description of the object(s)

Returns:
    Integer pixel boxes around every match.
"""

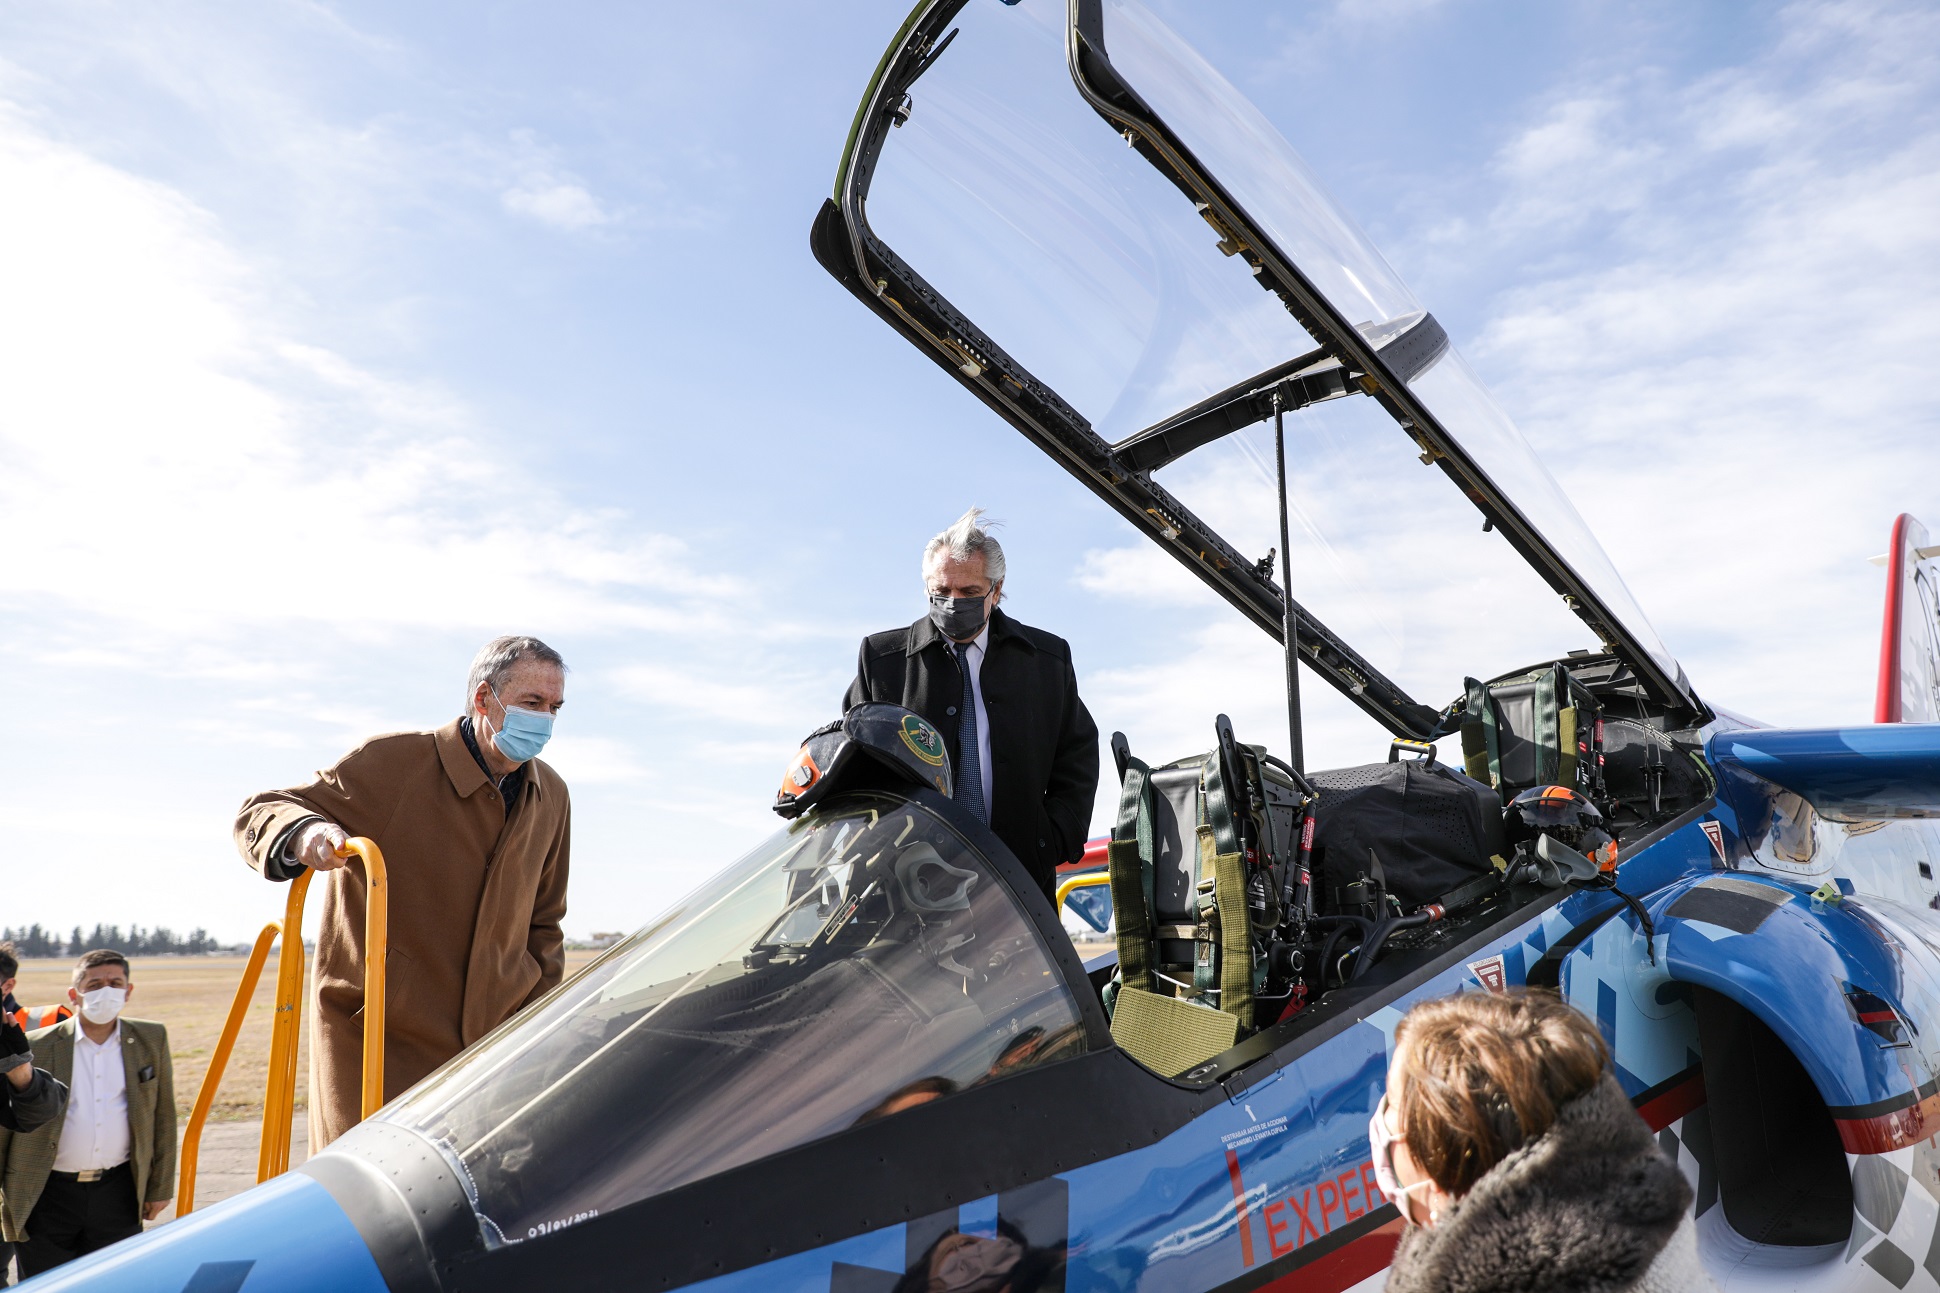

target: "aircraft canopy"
[825,0,1697,727]
[375,792,1091,1246]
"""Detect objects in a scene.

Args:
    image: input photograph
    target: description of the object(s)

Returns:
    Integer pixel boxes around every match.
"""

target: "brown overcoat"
[233,719,570,1149]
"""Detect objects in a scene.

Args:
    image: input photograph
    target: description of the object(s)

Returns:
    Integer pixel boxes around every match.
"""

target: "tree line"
[1,923,229,958]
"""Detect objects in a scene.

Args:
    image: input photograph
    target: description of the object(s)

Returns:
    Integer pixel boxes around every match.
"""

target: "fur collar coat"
[1385,1074,1710,1293]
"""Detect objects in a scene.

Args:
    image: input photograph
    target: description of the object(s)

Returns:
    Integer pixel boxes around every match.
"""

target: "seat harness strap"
[1460,676,1502,789]
[1195,751,1255,1026]
[1108,752,1157,999]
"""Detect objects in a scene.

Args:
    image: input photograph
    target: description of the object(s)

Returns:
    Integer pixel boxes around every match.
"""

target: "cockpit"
[375,791,1098,1246]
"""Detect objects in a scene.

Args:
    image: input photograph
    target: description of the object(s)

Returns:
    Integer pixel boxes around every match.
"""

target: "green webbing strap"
[1534,666,1562,785]
[1201,749,1241,858]
[1192,748,1241,1003]
[1113,755,1156,913]
[1557,706,1579,787]
[1185,827,1255,1028]
[1110,985,1238,1077]
[1211,839,1253,1026]
[1463,677,1501,789]
[1203,749,1266,1018]
[1193,826,1220,1000]
[1109,754,1156,997]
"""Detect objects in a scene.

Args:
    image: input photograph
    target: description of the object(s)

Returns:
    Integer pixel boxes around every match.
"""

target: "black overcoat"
[844,609,1099,895]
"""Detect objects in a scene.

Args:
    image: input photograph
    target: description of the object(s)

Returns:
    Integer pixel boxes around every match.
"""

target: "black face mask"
[928,593,988,641]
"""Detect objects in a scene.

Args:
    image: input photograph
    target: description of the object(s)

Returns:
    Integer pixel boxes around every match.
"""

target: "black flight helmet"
[774,703,954,818]
[1506,784,1618,873]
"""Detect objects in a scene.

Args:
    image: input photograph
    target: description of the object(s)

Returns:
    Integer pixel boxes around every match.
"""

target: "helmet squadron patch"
[899,714,947,767]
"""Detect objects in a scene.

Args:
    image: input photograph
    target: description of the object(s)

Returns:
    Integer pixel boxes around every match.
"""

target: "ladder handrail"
[176,922,280,1216]
[258,868,312,1181]
[346,837,388,1120]
[177,835,389,1214]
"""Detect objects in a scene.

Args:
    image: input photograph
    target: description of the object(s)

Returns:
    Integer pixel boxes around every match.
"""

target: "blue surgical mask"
[489,688,554,763]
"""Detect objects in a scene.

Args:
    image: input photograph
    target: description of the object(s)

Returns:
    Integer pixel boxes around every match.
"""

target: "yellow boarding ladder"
[176,837,388,1215]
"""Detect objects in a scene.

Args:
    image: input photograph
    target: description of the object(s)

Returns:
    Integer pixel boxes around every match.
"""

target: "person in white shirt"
[0,950,176,1279]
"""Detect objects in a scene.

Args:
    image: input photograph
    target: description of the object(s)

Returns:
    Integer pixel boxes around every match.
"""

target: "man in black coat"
[845,509,1099,899]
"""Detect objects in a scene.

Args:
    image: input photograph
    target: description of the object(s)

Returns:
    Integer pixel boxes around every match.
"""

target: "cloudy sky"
[1,0,1934,946]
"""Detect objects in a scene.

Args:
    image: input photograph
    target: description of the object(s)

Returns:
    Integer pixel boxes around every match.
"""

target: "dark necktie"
[954,642,988,823]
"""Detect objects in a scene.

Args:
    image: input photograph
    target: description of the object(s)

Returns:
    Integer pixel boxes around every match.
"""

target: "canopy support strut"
[1273,389,1305,777]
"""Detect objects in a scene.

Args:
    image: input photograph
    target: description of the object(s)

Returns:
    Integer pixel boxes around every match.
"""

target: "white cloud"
[1453,0,1940,723]
[0,100,733,667]
[0,95,799,940]
[1072,544,1220,607]
[496,128,621,232]
[501,178,613,231]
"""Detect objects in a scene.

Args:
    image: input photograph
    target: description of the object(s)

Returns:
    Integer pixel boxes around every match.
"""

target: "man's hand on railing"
[295,819,353,872]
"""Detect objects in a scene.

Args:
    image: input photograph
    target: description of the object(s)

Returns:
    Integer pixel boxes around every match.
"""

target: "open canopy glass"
[827,0,1697,728]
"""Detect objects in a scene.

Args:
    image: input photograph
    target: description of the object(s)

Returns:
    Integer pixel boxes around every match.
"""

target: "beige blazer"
[0,1016,176,1242]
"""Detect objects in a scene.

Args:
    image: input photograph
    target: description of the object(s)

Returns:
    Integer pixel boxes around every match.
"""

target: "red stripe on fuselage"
[1635,1068,1706,1131]
[1227,1150,1256,1268]
[1836,1086,1940,1153]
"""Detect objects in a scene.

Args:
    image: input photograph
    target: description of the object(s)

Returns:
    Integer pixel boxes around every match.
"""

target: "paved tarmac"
[164,1114,310,1221]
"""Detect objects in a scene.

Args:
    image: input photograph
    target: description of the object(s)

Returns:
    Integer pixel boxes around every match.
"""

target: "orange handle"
[178,921,280,1215]
[259,868,312,1181]
[336,837,389,1119]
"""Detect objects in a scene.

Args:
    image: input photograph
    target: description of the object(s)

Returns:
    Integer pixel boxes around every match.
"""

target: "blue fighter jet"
[23,2,1940,1291]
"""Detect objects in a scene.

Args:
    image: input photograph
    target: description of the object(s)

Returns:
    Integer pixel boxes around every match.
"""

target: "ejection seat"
[1102,732,1307,1078]
[1102,728,1509,1081]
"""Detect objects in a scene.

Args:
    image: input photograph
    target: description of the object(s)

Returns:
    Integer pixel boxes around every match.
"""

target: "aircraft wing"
[1708,723,1940,821]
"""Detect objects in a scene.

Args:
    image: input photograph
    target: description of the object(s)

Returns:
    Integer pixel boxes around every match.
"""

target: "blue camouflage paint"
[1654,870,1935,1110]
[15,1173,387,1293]
[31,730,1936,1293]
[661,821,1726,1293]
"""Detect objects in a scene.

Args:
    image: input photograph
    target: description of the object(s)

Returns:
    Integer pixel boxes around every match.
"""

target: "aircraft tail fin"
[1873,513,1940,723]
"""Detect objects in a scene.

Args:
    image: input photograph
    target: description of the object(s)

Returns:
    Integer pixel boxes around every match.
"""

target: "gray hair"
[921,507,1006,585]
[465,635,566,711]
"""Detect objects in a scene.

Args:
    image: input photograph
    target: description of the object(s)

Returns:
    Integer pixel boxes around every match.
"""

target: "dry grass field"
[12,949,607,1124]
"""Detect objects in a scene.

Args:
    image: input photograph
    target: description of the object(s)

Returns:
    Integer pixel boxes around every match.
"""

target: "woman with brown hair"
[1372,988,1710,1293]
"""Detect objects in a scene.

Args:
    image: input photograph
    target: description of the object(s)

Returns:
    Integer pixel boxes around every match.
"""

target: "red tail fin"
[1877,513,1940,722]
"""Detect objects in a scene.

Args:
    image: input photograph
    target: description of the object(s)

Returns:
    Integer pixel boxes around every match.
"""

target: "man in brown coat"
[234,635,572,1149]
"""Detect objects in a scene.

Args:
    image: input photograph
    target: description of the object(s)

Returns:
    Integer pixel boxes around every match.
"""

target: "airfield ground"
[7,951,606,1219]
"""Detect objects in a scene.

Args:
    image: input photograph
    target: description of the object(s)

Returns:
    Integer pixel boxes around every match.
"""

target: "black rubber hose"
[1314,926,1350,988]
[1314,920,1376,989]
[1350,910,1435,981]
[1261,753,1316,799]
[1307,914,1371,932]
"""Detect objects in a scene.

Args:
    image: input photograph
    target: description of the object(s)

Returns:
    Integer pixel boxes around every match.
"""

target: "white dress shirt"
[51,1022,132,1172]
[956,623,996,813]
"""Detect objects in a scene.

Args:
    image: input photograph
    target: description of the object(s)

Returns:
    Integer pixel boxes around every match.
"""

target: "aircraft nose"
[16,1173,390,1293]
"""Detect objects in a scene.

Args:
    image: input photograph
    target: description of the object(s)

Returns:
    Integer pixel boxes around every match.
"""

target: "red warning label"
[1701,820,1727,864]
[1467,954,1508,994]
